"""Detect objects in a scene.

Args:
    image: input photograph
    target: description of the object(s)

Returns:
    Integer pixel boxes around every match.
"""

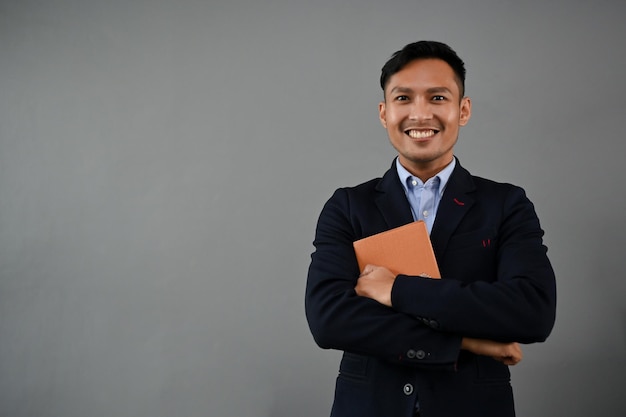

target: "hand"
[355,264,395,307]
[461,337,523,366]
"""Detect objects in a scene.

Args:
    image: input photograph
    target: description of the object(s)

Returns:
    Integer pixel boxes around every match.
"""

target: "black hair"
[380,41,466,97]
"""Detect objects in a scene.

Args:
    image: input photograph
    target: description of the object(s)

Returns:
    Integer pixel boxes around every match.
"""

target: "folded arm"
[356,264,523,364]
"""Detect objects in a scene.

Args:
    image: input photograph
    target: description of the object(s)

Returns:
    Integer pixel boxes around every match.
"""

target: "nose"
[409,99,433,121]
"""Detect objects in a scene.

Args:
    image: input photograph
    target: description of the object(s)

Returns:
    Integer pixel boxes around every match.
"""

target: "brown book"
[353,221,440,278]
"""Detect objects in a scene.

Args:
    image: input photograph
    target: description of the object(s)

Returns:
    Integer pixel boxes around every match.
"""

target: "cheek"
[443,112,461,126]
[385,110,405,128]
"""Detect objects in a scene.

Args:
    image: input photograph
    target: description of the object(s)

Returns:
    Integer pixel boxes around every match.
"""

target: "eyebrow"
[388,86,453,95]
[426,87,453,94]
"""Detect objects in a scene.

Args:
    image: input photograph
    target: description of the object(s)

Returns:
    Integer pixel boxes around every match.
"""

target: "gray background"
[1,0,624,416]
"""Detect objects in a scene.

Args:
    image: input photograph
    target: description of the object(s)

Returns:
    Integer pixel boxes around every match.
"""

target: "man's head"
[378,41,471,180]
[380,41,466,99]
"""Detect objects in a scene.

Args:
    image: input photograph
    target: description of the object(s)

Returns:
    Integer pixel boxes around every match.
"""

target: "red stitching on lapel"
[453,198,465,206]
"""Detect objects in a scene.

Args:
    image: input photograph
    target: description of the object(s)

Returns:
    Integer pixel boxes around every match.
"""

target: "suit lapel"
[374,162,415,230]
[430,161,476,259]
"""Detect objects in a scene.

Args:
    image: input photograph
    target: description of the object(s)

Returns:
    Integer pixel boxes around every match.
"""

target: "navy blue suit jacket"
[305,159,556,417]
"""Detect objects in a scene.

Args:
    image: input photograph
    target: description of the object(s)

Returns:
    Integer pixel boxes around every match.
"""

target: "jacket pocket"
[447,227,497,252]
[338,352,369,382]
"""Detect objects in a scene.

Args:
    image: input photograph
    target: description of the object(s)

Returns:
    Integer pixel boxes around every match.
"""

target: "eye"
[432,95,446,101]
[394,95,410,102]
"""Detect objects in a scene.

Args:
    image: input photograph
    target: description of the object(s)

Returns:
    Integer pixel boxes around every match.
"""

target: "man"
[305,41,556,417]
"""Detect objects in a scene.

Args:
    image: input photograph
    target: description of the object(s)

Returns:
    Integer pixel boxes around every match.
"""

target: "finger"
[498,356,520,366]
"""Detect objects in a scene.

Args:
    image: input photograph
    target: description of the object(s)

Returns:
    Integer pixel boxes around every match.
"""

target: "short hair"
[380,41,466,97]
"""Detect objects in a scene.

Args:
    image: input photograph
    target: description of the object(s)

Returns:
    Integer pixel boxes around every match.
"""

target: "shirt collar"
[395,157,456,195]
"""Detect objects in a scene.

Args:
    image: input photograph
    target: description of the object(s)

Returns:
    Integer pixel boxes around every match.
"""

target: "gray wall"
[1,0,624,416]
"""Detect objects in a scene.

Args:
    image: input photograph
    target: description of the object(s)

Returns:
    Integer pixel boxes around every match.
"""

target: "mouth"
[405,129,439,139]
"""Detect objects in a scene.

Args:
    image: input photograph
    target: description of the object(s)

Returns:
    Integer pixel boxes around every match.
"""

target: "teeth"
[407,129,435,139]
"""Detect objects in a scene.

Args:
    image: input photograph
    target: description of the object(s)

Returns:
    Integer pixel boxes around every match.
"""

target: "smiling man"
[306,41,556,417]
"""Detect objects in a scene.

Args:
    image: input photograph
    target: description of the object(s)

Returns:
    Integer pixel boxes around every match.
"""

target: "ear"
[378,101,387,128]
[459,96,472,126]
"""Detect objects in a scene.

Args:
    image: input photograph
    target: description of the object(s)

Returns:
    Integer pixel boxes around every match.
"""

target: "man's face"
[379,58,471,179]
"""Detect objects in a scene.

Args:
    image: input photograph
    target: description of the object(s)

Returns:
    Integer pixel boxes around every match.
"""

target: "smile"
[405,129,438,139]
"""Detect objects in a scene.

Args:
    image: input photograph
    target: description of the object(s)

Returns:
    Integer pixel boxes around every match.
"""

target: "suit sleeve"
[305,188,462,368]
[391,185,557,344]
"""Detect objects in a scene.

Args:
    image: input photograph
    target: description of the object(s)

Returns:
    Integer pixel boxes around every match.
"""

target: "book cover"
[353,221,440,278]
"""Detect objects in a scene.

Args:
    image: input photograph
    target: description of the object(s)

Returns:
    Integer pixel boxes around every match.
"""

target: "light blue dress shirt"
[395,157,456,234]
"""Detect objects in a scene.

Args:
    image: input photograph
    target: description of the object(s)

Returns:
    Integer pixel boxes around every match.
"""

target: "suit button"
[429,320,439,329]
[403,383,414,395]
[416,350,426,360]
[406,349,416,359]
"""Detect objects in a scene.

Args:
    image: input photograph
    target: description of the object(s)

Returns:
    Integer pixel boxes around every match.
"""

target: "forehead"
[385,58,461,96]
